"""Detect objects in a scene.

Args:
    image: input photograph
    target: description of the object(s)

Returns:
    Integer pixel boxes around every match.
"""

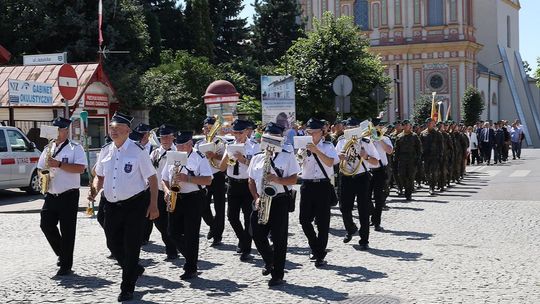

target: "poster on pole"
[261,75,295,129]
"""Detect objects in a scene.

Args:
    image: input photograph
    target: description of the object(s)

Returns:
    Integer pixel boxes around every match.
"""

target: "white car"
[0,126,42,194]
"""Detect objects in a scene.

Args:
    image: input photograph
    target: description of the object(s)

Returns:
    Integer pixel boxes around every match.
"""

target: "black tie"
[233,160,239,175]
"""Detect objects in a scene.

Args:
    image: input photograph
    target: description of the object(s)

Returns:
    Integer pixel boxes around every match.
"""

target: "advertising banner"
[8,79,53,106]
[261,75,295,129]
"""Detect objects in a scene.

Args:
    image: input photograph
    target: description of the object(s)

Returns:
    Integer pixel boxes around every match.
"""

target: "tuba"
[205,115,226,169]
[39,125,59,195]
[166,151,188,213]
[339,121,370,176]
[258,134,284,225]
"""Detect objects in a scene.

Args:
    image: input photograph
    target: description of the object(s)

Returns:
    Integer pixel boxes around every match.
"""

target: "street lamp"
[487,60,503,122]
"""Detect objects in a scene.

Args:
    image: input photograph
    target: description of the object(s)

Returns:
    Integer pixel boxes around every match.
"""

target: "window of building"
[449,0,457,22]
[414,0,421,24]
[373,3,380,28]
[342,4,350,16]
[492,93,497,105]
[429,74,444,90]
[466,0,473,25]
[428,0,444,26]
[394,0,402,25]
[381,0,388,26]
[354,0,369,30]
[507,16,511,48]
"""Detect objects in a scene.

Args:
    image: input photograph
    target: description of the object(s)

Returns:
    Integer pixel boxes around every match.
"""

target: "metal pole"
[8,106,14,126]
[396,64,401,120]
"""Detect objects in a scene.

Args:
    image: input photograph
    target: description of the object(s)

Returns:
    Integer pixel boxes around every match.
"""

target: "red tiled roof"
[0,63,100,107]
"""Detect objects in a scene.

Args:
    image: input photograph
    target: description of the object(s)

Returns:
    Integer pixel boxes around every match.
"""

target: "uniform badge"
[62,157,69,163]
[124,163,133,173]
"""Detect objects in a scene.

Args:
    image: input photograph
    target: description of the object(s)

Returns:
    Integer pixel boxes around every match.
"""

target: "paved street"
[0,149,539,303]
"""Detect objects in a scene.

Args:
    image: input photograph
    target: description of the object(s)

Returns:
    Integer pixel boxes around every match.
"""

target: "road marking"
[467,165,486,172]
[509,170,530,177]
[485,170,501,177]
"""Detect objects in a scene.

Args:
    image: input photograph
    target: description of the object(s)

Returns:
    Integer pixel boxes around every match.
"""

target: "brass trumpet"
[168,161,181,213]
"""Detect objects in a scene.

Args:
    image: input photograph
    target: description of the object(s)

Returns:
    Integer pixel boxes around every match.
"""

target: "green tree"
[140,51,221,130]
[284,13,390,122]
[185,0,214,60]
[142,1,186,51]
[208,0,249,63]
[251,0,304,65]
[461,86,485,127]
[412,95,433,126]
[535,57,540,87]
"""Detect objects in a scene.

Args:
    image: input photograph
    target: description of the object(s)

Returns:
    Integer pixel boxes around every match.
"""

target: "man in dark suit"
[493,122,505,164]
[480,122,495,165]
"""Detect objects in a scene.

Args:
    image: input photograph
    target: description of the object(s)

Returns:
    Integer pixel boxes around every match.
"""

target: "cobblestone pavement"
[1,163,539,303]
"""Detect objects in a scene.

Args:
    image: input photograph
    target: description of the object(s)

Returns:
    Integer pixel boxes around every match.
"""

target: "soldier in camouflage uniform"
[420,118,443,195]
[435,122,447,192]
[395,120,422,201]
[458,124,470,180]
[449,122,462,184]
[389,121,403,195]
[415,123,426,189]
[440,121,454,188]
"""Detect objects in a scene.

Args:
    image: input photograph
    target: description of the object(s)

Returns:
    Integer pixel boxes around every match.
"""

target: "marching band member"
[38,117,87,276]
[195,116,226,246]
[89,112,159,302]
[336,118,380,250]
[298,118,339,267]
[219,119,260,261]
[149,124,178,260]
[248,122,300,287]
[162,131,213,280]
[369,118,393,232]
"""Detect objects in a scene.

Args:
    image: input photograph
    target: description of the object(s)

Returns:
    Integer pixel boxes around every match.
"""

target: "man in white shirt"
[298,118,340,267]
[89,112,159,302]
[148,124,178,260]
[162,131,213,280]
[219,119,261,261]
[38,117,87,277]
[248,122,300,287]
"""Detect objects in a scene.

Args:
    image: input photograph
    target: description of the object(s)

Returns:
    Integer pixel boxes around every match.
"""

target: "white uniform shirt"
[248,150,301,196]
[37,140,87,194]
[300,140,339,179]
[195,138,225,175]
[144,142,153,155]
[372,136,392,167]
[95,139,156,202]
[162,150,213,193]
[223,140,260,179]
[336,137,381,173]
[149,145,177,191]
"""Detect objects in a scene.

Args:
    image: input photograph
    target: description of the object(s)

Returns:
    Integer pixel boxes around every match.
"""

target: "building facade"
[299,0,540,146]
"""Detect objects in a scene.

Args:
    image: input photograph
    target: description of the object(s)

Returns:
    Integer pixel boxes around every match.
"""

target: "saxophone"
[258,146,278,225]
[168,161,181,213]
[39,139,55,195]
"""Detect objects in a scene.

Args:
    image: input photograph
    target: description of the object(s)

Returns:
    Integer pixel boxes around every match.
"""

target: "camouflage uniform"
[420,125,443,194]
[389,128,402,194]
[395,127,422,200]
[441,126,454,188]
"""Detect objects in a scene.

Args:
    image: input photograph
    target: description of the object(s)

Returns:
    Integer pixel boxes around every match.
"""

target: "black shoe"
[117,291,134,302]
[343,233,354,243]
[55,268,73,276]
[405,196,412,201]
[165,254,178,261]
[358,243,370,251]
[314,258,327,268]
[206,230,214,240]
[262,265,273,276]
[56,257,61,267]
[136,265,145,277]
[210,238,223,247]
[180,270,197,280]
[374,226,383,232]
[268,277,284,287]
[240,252,252,262]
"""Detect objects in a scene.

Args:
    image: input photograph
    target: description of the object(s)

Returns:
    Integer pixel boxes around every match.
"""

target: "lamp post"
[487,60,503,122]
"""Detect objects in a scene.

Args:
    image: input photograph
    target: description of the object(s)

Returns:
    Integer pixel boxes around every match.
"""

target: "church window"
[429,74,444,90]
[414,0,421,24]
[428,0,444,26]
[507,16,511,48]
[449,0,457,22]
[395,0,402,25]
[381,0,388,26]
[342,5,350,16]
[355,0,369,30]
[373,3,380,28]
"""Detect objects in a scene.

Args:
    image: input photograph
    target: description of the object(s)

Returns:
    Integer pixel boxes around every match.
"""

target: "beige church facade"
[300,0,540,146]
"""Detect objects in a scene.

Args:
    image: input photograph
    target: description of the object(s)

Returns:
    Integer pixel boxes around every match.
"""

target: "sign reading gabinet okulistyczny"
[8,79,53,106]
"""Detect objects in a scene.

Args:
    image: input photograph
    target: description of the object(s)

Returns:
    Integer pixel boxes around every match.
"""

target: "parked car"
[0,126,42,194]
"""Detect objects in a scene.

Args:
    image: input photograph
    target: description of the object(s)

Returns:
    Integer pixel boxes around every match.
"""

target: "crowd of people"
[35,113,527,302]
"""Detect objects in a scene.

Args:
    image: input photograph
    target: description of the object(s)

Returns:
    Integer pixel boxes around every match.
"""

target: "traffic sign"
[332,75,353,97]
[57,64,78,100]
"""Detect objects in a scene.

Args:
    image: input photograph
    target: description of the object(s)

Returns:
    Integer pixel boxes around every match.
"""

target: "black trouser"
[202,171,226,240]
[168,190,205,273]
[493,145,503,163]
[511,141,522,158]
[300,181,331,259]
[153,190,177,257]
[471,149,480,164]
[103,190,149,293]
[142,216,153,244]
[481,142,492,163]
[227,179,253,253]
[370,167,386,228]
[251,195,289,280]
[40,189,79,270]
[340,173,372,245]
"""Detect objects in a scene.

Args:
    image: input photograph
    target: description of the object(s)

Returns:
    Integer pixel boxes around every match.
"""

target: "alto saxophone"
[168,161,181,213]
[258,147,278,225]
[40,139,55,195]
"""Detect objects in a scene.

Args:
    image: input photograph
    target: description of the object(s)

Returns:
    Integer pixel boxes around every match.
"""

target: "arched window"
[394,0,402,25]
[381,0,388,26]
[414,0,421,24]
[428,0,444,26]
[342,5,350,16]
[449,0,457,22]
[373,3,380,28]
[354,0,369,30]
[492,92,497,105]
[481,91,486,105]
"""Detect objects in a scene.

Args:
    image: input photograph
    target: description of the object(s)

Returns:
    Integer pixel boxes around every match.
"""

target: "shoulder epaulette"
[134,142,145,150]
[196,150,206,158]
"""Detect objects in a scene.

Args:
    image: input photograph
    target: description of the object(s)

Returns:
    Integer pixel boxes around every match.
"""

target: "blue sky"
[240,0,539,73]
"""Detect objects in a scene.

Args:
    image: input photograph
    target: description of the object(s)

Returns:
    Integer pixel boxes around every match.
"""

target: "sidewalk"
[0,187,92,213]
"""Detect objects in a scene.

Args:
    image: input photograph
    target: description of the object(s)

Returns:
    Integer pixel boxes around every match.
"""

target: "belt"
[370,166,386,172]
[273,192,289,199]
[46,188,78,197]
[179,189,206,198]
[302,179,330,183]
[228,177,248,183]
[106,190,147,206]
[342,171,371,178]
